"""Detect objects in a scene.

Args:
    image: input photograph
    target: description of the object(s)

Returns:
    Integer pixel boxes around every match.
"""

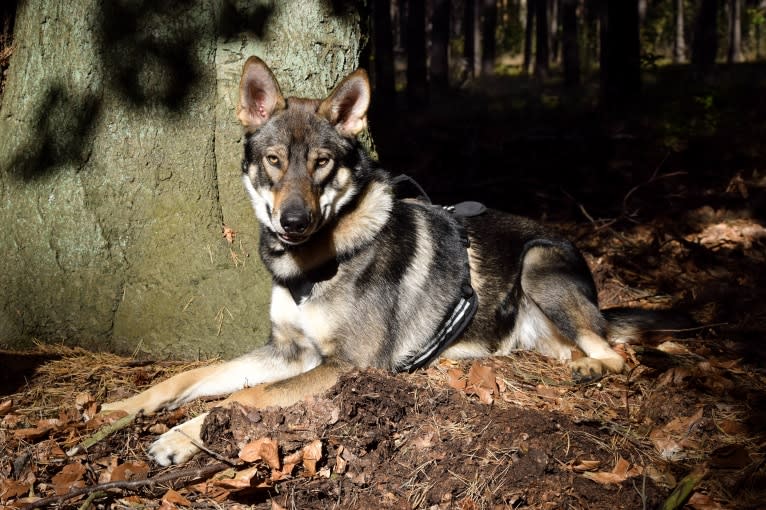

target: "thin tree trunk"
[523,0,535,74]
[561,0,579,87]
[373,0,396,110]
[406,0,428,107]
[534,0,550,79]
[481,0,498,75]
[464,0,477,78]
[692,0,719,78]
[601,0,641,110]
[728,0,743,63]
[673,0,686,63]
[431,0,450,91]
[549,0,560,63]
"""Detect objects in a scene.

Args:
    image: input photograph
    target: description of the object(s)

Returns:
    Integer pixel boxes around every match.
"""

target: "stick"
[66,413,137,457]
[21,462,230,510]
[659,464,708,510]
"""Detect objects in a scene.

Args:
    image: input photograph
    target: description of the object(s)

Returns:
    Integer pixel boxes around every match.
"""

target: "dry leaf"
[302,439,323,476]
[572,459,601,472]
[111,461,150,482]
[446,368,466,390]
[0,478,31,503]
[239,437,280,470]
[52,462,86,495]
[162,488,192,507]
[13,419,60,440]
[223,224,236,243]
[688,492,724,510]
[582,457,642,485]
[213,466,262,490]
[0,399,12,417]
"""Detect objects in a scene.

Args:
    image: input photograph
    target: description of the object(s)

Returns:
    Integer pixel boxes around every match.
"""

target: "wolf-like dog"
[103,57,673,465]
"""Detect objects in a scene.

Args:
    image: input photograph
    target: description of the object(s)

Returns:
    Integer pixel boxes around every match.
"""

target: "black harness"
[285,175,485,373]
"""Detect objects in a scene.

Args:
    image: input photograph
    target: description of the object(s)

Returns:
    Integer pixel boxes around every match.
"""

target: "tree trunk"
[481,0,498,75]
[692,0,719,78]
[373,0,396,112]
[673,0,687,63]
[727,0,744,63]
[431,0,450,91]
[534,0,550,79]
[406,0,428,107]
[523,0,535,74]
[601,0,641,111]
[0,0,364,358]
[464,0,478,78]
[562,0,580,87]
[549,0,560,64]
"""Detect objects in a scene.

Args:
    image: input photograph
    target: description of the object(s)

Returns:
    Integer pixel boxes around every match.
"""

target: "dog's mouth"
[276,231,311,246]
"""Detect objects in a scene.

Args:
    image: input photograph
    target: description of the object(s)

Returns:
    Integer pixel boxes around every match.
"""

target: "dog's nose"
[280,207,312,234]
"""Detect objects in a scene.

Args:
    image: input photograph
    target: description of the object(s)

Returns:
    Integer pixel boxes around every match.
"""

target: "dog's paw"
[148,414,206,466]
[569,356,625,382]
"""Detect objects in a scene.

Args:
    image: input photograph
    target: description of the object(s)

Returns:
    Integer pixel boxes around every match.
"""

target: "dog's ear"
[237,56,286,132]
[318,69,371,137]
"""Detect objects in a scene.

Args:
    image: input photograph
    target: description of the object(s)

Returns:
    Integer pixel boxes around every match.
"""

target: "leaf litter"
[2,210,766,509]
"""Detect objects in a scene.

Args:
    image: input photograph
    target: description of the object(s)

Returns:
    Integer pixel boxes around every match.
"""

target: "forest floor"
[2,67,766,509]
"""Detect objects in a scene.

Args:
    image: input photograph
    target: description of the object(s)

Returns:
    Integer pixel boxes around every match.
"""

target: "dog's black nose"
[280,207,312,234]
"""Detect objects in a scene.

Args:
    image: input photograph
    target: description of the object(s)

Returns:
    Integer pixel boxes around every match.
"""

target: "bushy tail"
[603,307,696,345]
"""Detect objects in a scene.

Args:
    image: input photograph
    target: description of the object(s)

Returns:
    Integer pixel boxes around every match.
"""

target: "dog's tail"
[603,307,696,345]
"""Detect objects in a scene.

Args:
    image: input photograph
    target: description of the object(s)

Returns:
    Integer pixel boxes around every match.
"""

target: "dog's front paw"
[148,414,206,466]
[569,356,625,382]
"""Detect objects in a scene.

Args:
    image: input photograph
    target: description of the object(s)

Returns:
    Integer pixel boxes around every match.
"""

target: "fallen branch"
[22,462,230,510]
[659,464,708,510]
[66,413,137,457]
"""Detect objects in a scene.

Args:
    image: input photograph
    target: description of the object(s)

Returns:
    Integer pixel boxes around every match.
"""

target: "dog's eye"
[316,157,330,168]
[266,155,279,166]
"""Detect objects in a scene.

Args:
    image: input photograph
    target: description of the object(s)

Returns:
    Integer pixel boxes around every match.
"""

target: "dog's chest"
[270,284,344,352]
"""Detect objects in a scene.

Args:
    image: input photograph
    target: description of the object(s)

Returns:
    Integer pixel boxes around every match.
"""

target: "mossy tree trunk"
[0,0,363,358]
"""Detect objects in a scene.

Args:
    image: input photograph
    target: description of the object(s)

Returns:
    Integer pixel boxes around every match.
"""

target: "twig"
[659,464,708,510]
[66,413,137,457]
[176,428,240,467]
[21,462,230,510]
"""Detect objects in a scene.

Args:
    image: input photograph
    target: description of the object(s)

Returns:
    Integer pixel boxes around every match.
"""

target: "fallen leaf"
[446,368,466,390]
[0,478,31,503]
[302,439,323,476]
[688,492,723,510]
[222,224,236,243]
[162,488,192,507]
[213,466,262,490]
[572,459,601,472]
[13,419,60,440]
[239,437,280,470]
[582,457,642,485]
[52,462,86,495]
[0,400,12,417]
[111,461,150,482]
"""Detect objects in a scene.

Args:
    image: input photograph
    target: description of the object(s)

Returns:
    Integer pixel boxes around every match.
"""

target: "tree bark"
[406,0,428,107]
[600,0,641,111]
[562,0,580,87]
[692,0,719,78]
[727,0,744,63]
[431,0,450,91]
[373,0,396,112]
[523,0,535,74]
[481,0,498,75]
[0,0,364,357]
[464,0,478,78]
[534,0,550,79]
[673,0,687,63]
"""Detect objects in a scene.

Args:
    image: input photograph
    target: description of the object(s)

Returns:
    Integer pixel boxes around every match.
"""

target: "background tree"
[464,0,478,78]
[0,0,365,357]
[673,0,687,63]
[481,0,498,74]
[524,0,536,73]
[534,0,551,78]
[431,0,451,91]
[728,0,744,63]
[600,0,641,111]
[406,0,428,106]
[693,0,720,78]
[561,0,580,87]
[372,0,396,113]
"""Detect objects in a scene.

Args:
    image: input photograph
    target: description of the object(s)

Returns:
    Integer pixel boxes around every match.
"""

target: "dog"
[102,56,677,465]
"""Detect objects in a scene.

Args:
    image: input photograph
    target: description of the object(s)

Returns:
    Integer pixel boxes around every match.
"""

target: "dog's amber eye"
[316,157,330,168]
[266,155,279,166]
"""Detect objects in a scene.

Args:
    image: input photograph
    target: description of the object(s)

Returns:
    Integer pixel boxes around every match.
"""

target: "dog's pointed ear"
[318,69,371,138]
[237,56,286,132]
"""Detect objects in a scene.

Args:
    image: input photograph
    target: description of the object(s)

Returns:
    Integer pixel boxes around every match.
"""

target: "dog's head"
[237,56,371,246]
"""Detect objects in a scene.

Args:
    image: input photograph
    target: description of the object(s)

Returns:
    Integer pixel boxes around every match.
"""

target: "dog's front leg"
[101,342,322,416]
[148,359,346,465]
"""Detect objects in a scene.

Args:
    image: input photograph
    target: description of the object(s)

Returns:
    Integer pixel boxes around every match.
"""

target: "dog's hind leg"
[148,360,346,466]
[514,241,625,381]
